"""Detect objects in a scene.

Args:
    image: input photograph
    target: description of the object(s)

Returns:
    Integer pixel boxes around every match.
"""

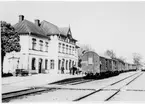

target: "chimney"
[35,19,40,26]
[19,15,24,22]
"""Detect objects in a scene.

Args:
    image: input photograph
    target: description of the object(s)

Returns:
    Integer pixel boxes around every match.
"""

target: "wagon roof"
[98,53,112,59]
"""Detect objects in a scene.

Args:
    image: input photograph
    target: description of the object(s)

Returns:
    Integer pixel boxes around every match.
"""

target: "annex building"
[3,15,79,74]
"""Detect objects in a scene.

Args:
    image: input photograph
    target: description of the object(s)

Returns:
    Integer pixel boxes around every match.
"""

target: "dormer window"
[67,38,69,43]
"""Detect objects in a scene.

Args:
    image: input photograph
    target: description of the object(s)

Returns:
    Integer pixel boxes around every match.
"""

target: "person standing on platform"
[61,66,64,74]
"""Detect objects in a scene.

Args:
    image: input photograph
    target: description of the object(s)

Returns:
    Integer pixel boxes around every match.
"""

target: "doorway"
[39,58,42,73]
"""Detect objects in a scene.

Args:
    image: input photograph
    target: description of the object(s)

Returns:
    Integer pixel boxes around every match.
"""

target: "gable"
[67,28,72,38]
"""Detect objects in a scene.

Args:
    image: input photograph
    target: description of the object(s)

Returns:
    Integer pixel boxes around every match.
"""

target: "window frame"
[62,44,65,53]
[58,43,61,53]
[39,40,43,51]
[45,42,48,52]
[32,57,36,70]
[32,38,36,50]
[50,60,55,69]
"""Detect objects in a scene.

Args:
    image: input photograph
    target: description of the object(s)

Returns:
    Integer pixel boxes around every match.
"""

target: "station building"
[3,15,79,74]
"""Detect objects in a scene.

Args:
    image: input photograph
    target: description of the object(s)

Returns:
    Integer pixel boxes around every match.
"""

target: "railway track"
[2,72,141,102]
[104,72,143,101]
[49,72,139,86]
[73,72,143,101]
[49,77,94,85]
[2,87,57,102]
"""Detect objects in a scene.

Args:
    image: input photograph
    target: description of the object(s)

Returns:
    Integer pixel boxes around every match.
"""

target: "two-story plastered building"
[3,15,79,74]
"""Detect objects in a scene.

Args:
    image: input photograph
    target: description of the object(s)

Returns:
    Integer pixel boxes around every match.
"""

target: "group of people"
[61,65,81,75]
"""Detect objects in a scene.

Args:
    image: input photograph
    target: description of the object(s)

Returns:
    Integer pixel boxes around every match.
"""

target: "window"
[62,59,65,67]
[32,38,36,50]
[70,40,72,44]
[66,60,68,70]
[66,38,69,42]
[62,44,65,53]
[39,40,43,51]
[45,42,48,52]
[50,60,54,69]
[45,59,48,69]
[58,60,61,70]
[66,45,68,54]
[58,36,61,40]
[32,58,36,70]
[72,46,74,55]
[58,43,61,53]
[72,61,74,66]
[69,60,71,69]
[74,47,76,55]
[69,46,71,54]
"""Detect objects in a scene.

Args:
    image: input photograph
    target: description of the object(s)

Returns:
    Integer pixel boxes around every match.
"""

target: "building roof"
[14,19,48,38]
[40,20,70,36]
[40,20,61,35]
[59,27,70,36]
[14,15,77,41]
[40,20,77,41]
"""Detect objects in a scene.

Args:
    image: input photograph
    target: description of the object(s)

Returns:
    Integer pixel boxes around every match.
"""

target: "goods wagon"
[81,51,100,75]
[99,56,112,73]
[81,51,137,77]
[112,59,118,71]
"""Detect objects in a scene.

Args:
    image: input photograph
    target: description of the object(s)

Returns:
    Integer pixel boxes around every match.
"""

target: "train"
[80,51,137,77]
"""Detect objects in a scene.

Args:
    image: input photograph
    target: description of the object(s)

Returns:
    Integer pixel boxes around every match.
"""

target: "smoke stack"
[35,19,40,26]
[19,15,24,22]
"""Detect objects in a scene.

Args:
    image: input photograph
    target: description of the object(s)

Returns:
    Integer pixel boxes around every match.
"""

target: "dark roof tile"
[14,20,47,38]
[40,20,61,35]
[59,27,69,36]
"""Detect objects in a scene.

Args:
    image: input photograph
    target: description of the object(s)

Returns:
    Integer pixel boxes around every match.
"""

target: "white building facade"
[3,15,79,74]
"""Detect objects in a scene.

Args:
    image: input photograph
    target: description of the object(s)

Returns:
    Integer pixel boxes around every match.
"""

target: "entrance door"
[66,60,68,70]
[58,60,61,70]
[39,58,42,73]
[69,60,71,69]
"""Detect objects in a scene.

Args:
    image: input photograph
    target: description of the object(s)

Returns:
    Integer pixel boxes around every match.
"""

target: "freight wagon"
[81,51,137,77]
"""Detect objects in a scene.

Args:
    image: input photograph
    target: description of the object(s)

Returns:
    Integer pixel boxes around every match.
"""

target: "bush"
[2,73,13,77]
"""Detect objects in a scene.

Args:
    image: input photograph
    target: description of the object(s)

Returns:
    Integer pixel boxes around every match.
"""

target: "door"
[39,58,42,73]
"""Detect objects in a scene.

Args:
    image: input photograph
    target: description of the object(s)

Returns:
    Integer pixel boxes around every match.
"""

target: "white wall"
[47,35,59,73]
[20,35,29,53]
[3,34,79,75]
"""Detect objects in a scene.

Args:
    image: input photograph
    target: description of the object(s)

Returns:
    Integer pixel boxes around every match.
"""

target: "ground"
[2,71,145,102]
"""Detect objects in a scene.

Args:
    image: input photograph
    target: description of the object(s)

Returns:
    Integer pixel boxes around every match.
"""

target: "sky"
[0,1,145,64]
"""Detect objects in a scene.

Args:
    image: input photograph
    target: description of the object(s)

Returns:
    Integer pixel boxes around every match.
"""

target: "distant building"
[3,15,79,74]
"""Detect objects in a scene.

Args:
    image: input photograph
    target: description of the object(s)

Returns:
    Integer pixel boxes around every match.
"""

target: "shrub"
[2,73,13,77]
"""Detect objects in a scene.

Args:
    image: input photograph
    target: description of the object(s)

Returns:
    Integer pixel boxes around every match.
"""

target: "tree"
[1,21,21,75]
[118,56,126,62]
[104,49,116,59]
[132,53,142,69]
[77,44,94,59]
